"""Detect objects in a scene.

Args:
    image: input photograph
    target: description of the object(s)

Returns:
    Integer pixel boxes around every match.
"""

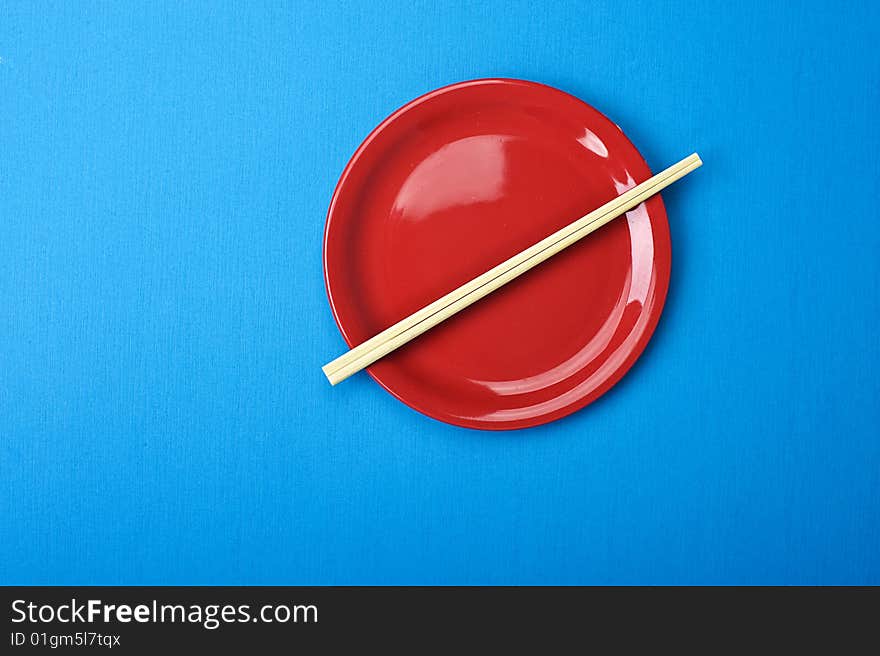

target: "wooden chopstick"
[323,152,702,385]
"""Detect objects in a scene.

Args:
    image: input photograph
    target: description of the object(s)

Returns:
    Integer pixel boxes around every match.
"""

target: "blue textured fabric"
[1,1,878,584]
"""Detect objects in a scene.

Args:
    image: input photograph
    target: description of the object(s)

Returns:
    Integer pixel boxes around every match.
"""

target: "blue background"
[2,1,878,585]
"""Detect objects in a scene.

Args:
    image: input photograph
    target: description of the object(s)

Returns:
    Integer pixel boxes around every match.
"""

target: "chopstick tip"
[321,362,340,386]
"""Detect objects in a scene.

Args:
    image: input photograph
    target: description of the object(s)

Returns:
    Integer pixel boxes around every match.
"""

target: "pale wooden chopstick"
[323,152,702,385]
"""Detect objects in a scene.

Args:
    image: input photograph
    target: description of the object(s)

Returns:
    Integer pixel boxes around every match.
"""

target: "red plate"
[323,79,670,430]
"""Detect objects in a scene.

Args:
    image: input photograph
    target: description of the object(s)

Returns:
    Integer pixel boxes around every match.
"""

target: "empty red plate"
[323,79,671,430]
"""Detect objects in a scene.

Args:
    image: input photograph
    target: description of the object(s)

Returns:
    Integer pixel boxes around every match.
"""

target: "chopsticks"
[323,152,702,385]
